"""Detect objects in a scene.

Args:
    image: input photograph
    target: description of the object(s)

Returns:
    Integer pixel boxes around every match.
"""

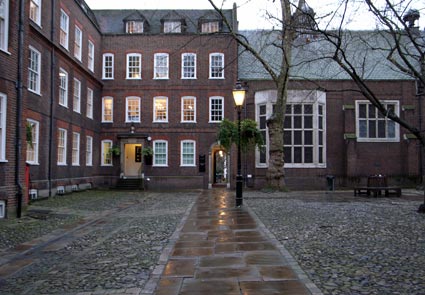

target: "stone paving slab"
[152,189,322,295]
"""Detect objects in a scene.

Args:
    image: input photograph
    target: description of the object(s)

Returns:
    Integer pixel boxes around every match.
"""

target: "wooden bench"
[354,175,401,197]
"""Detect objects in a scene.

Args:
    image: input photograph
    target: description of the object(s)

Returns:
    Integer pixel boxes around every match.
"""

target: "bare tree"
[308,0,425,211]
[208,0,315,190]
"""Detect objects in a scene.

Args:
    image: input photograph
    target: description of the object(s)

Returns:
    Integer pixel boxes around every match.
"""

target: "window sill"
[26,162,40,165]
[0,159,8,163]
[0,49,11,55]
[57,163,67,166]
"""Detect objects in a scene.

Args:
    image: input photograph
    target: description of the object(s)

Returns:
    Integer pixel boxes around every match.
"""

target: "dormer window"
[126,21,144,33]
[163,21,182,33]
[201,21,220,33]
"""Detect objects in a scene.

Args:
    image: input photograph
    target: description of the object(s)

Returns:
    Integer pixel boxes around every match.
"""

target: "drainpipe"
[15,0,25,218]
[48,0,56,197]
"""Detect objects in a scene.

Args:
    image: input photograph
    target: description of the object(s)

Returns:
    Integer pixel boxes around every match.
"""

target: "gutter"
[15,0,25,218]
[48,0,56,197]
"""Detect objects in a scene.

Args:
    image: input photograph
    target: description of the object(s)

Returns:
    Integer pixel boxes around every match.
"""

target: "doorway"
[213,149,228,186]
[124,144,142,177]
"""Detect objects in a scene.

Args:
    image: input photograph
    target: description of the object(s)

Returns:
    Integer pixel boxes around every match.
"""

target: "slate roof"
[92,9,234,34]
[238,30,420,81]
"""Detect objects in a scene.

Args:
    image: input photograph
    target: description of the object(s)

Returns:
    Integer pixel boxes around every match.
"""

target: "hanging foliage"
[217,118,264,152]
[26,122,33,148]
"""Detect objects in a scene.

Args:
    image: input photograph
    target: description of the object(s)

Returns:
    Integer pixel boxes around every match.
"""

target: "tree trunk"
[266,115,285,189]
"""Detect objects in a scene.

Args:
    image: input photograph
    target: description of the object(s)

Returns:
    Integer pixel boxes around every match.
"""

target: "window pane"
[368,120,376,138]
[304,147,313,163]
[294,116,302,128]
[388,121,396,138]
[294,147,302,163]
[304,104,313,114]
[284,147,292,163]
[304,131,313,145]
[283,131,292,145]
[304,116,313,128]
[378,120,386,138]
[294,131,302,145]
[359,120,367,137]
[359,104,366,118]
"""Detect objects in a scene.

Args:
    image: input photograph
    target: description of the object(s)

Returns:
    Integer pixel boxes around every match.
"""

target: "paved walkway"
[147,188,322,295]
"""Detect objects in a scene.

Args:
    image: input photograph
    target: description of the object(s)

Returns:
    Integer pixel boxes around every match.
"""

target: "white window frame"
[59,68,68,107]
[72,132,80,166]
[153,96,168,123]
[181,96,196,123]
[26,119,39,165]
[355,100,400,142]
[181,53,196,79]
[30,0,42,27]
[180,140,196,167]
[102,96,113,123]
[0,0,10,52]
[101,139,113,166]
[255,90,327,169]
[59,9,69,50]
[102,53,114,79]
[88,40,94,72]
[73,78,81,113]
[74,26,82,61]
[154,53,169,79]
[126,21,144,33]
[28,46,41,94]
[164,21,181,33]
[209,53,224,79]
[0,200,5,218]
[126,53,142,79]
[209,96,224,123]
[86,87,93,119]
[0,93,7,161]
[126,96,141,123]
[201,21,219,33]
[57,128,67,165]
[153,140,168,167]
[86,135,93,166]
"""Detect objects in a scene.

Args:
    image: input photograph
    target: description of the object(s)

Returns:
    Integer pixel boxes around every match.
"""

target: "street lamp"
[232,81,246,207]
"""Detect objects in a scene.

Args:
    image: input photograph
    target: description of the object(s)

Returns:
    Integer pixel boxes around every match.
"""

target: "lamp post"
[232,81,246,207]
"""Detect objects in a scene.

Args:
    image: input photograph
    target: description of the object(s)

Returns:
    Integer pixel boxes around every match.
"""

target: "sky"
[84,0,425,30]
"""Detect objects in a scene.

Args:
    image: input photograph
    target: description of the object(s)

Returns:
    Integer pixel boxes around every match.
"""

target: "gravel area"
[0,190,196,295]
[246,190,425,295]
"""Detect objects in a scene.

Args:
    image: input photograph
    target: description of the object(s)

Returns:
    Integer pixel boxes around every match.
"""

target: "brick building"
[0,0,421,218]
[238,30,422,189]
[0,0,238,218]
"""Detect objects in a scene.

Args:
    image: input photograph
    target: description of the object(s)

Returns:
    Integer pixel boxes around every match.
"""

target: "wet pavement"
[152,189,322,295]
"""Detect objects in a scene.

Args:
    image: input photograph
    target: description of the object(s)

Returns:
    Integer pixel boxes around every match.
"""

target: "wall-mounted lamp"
[130,123,135,134]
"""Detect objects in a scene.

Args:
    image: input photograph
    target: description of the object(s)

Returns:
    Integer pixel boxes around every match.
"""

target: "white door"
[124,144,142,177]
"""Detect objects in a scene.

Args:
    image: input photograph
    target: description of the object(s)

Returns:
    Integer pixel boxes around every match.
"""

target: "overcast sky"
[84,0,424,30]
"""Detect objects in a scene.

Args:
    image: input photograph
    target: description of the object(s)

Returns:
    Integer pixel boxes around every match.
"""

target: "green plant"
[26,122,33,148]
[142,146,154,156]
[217,118,264,152]
[110,145,120,156]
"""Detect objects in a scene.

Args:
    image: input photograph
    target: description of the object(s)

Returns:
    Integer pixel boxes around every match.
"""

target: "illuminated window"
[57,128,67,165]
[181,96,196,122]
[30,0,41,26]
[59,68,68,107]
[126,97,141,122]
[74,26,82,60]
[102,97,113,122]
[126,53,141,79]
[26,119,39,164]
[101,140,113,166]
[60,10,69,49]
[154,97,168,122]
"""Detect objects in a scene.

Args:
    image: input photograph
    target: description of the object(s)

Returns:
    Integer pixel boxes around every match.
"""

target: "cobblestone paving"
[246,190,425,295]
[0,190,197,295]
